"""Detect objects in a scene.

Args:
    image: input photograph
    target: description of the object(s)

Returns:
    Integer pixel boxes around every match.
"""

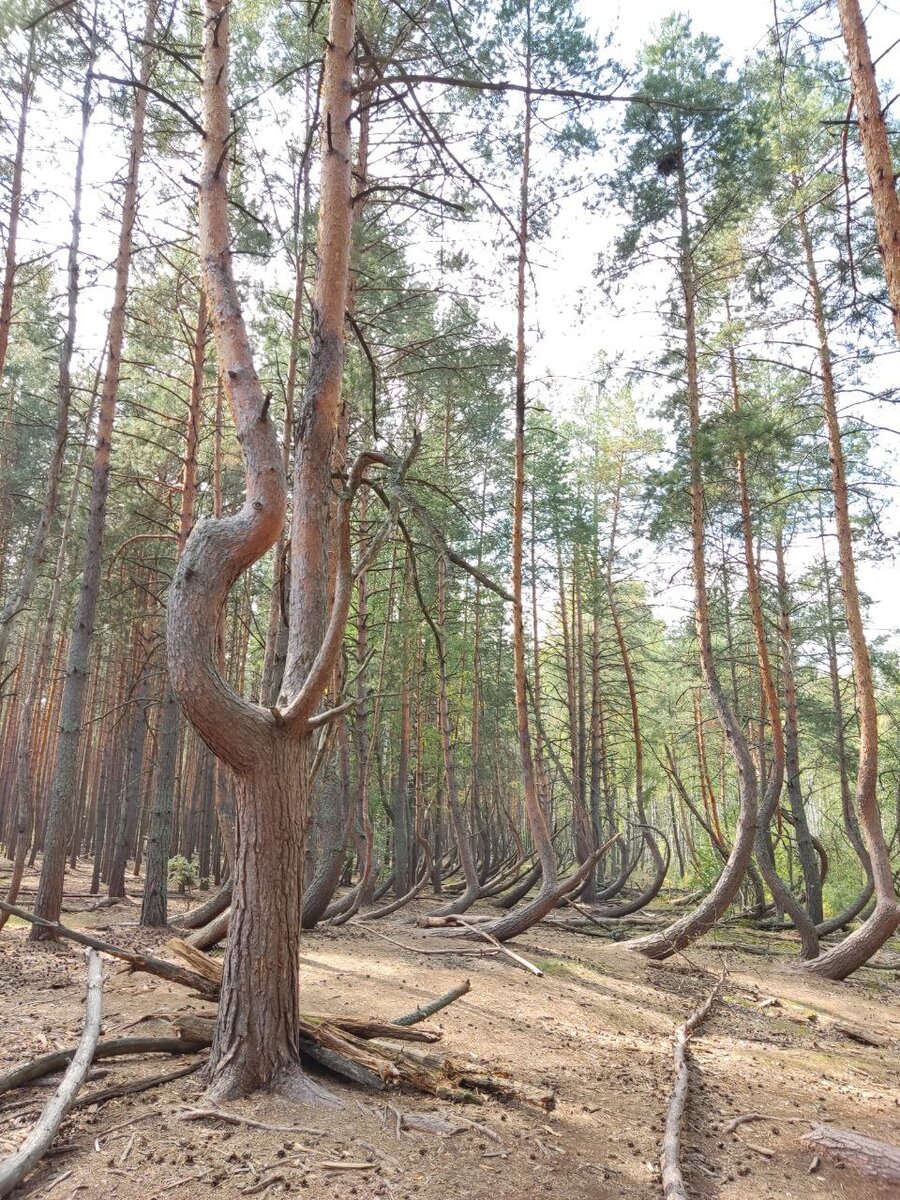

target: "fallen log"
[170,1013,442,1045]
[0,1037,207,1099]
[660,969,726,1200]
[0,950,103,1198]
[70,1061,205,1109]
[803,1124,900,1185]
[184,907,229,951]
[0,901,218,998]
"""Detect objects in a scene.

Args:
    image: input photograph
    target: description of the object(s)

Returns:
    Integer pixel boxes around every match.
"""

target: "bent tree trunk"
[626,143,757,960]
[167,0,364,1099]
[798,206,900,978]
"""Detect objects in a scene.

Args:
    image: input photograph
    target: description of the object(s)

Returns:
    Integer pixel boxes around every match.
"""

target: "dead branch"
[392,980,471,1026]
[0,901,218,998]
[660,968,726,1200]
[70,1061,204,1108]
[438,916,543,976]
[0,950,102,1197]
[0,1037,207,1099]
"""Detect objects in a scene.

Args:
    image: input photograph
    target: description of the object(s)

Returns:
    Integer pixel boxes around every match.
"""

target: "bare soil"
[2,863,899,1200]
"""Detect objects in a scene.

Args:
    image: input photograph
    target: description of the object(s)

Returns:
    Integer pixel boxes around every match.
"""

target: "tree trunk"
[167,0,362,1098]
[798,204,900,978]
[627,143,757,959]
[30,5,156,936]
[0,35,86,672]
[775,524,823,924]
[141,288,206,926]
[727,310,817,958]
[837,0,900,342]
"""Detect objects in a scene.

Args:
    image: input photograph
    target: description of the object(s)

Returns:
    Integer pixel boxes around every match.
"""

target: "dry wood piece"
[659,969,725,1200]
[70,1061,204,1109]
[0,1036,207,1099]
[445,916,544,976]
[392,979,471,1026]
[179,1109,329,1137]
[0,950,103,1198]
[0,901,219,998]
[803,1124,900,1185]
[164,938,223,985]
[830,1022,887,1047]
[170,1012,441,1045]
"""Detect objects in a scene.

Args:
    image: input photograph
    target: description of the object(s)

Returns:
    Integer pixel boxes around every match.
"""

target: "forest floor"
[1,862,899,1200]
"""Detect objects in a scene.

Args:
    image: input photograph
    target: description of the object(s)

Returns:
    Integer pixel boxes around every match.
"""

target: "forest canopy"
[0,0,899,1172]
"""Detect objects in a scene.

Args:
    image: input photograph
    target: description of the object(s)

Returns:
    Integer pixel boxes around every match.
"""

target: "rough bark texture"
[837,0,900,342]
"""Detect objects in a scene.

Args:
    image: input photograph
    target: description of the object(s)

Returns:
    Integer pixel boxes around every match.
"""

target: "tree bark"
[798,204,900,977]
[837,0,900,342]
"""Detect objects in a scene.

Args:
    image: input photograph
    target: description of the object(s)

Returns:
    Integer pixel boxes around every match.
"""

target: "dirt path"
[1,873,898,1199]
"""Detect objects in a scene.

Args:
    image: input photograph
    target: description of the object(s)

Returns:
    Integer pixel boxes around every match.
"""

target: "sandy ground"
[1,865,899,1200]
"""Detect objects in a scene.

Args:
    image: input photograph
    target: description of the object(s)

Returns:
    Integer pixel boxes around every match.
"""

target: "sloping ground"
[1,881,898,1200]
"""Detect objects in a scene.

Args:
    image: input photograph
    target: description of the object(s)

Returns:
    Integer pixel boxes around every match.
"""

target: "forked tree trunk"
[627,145,757,960]
[797,206,900,978]
[837,0,900,342]
[167,0,365,1099]
[30,5,156,936]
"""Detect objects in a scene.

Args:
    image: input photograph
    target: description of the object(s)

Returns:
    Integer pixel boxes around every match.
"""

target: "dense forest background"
[0,0,899,1017]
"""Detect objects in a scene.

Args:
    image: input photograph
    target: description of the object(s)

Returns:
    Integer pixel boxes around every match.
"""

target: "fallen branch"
[803,1124,900,1185]
[349,924,501,959]
[392,980,471,1026]
[0,950,103,1197]
[660,968,726,1200]
[441,917,543,976]
[71,1062,203,1109]
[179,1109,329,1136]
[0,1037,207,1099]
[0,901,218,998]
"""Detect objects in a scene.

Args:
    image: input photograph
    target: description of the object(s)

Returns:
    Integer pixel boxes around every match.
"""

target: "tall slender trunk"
[798,205,899,977]
[0,35,88,671]
[141,288,206,926]
[30,5,157,936]
[774,524,823,923]
[727,308,817,956]
[837,0,900,342]
[0,36,34,391]
[628,144,757,959]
